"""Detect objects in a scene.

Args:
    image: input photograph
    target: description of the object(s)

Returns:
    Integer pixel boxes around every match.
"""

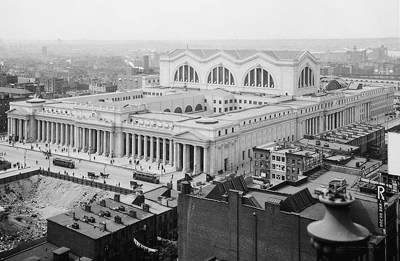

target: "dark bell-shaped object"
[307,190,369,244]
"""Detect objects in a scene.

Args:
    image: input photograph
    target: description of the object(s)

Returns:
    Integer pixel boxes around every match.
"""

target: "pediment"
[6,108,29,117]
[173,130,209,143]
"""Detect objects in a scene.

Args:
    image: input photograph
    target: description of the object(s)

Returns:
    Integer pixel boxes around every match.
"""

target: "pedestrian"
[164,169,166,174]
[104,180,106,184]
[118,182,120,187]
[73,173,74,177]
[36,160,38,165]
[94,156,95,160]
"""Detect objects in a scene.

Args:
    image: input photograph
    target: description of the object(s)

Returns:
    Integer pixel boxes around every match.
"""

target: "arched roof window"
[207,65,235,85]
[174,64,199,83]
[298,66,314,88]
[244,68,275,88]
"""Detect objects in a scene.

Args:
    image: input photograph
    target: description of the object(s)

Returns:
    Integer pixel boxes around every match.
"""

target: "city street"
[0,141,181,192]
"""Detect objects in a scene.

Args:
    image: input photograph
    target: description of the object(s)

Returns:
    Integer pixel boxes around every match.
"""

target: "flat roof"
[47,198,154,239]
[2,242,79,261]
[298,139,359,152]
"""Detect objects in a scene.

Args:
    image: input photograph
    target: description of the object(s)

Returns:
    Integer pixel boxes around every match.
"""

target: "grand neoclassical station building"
[7,49,395,178]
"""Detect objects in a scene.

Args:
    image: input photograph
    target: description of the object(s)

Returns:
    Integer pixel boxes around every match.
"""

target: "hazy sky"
[1,0,399,40]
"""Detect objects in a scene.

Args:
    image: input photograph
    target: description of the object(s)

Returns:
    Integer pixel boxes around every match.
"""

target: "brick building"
[47,191,178,261]
[178,173,395,261]
[178,176,317,261]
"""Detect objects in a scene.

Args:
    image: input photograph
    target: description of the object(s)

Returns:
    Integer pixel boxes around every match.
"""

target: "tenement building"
[7,49,395,175]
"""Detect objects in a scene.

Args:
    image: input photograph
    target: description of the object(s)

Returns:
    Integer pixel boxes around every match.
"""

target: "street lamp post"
[23,149,26,168]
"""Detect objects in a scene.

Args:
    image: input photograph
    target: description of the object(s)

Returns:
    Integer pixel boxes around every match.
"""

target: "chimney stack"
[114,194,120,202]
[114,215,122,224]
[84,205,91,212]
[142,203,150,213]
[100,200,106,207]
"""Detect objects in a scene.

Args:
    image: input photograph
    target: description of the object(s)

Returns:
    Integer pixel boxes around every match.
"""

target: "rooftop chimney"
[180,181,192,194]
[99,222,107,231]
[114,194,120,202]
[100,200,106,207]
[142,203,150,213]
[84,205,91,212]
[114,215,122,224]
[129,210,137,218]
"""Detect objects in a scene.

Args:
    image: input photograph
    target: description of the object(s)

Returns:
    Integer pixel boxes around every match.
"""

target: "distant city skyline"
[0,0,399,41]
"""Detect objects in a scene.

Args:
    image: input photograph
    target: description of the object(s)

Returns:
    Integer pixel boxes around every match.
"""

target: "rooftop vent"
[71,223,79,229]
[100,200,106,207]
[142,203,150,213]
[99,222,107,231]
[104,211,111,217]
[128,210,137,218]
[88,216,96,223]
[118,205,125,211]
[84,205,91,212]
[114,194,120,202]
[114,215,122,224]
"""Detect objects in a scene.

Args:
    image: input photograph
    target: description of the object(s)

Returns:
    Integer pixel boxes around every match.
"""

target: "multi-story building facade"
[6,49,395,175]
[117,74,160,91]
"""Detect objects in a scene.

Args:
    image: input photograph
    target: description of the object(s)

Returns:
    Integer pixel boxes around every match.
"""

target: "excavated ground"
[0,175,114,252]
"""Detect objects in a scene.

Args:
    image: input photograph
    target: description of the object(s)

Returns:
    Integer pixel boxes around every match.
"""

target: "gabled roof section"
[166,49,310,62]
[173,129,209,142]
[273,50,307,60]
[205,176,249,201]
[6,107,29,116]
[280,188,315,213]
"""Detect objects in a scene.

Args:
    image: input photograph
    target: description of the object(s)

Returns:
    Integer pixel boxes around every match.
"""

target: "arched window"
[207,66,235,85]
[174,107,182,113]
[195,104,203,111]
[164,109,171,112]
[173,64,199,83]
[298,66,314,88]
[244,68,274,88]
[185,105,193,113]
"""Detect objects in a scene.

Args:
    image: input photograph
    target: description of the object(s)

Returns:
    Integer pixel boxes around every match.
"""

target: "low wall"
[0,169,134,195]
[0,237,47,259]
[39,170,134,195]
[326,165,362,176]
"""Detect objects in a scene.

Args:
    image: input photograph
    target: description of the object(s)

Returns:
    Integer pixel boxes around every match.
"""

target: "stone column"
[56,123,60,145]
[7,118,11,137]
[125,133,130,157]
[182,143,187,172]
[150,136,154,162]
[61,123,65,145]
[138,134,142,159]
[82,128,86,152]
[24,120,28,142]
[132,134,136,158]
[70,125,74,148]
[110,131,115,157]
[203,146,209,174]
[193,145,198,174]
[116,131,123,157]
[36,120,40,142]
[156,137,161,163]
[97,130,101,155]
[169,139,173,166]
[103,131,108,156]
[162,138,167,165]
[74,126,79,149]
[45,121,50,143]
[18,120,23,140]
[174,142,179,170]
[88,128,92,153]
[144,136,148,161]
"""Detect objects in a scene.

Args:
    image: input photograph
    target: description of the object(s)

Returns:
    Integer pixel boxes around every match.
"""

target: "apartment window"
[232,127,234,133]
[204,106,207,111]
[229,107,233,111]
[204,99,207,102]
[214,108,216,112]
[219,108,222,112]
[225,129,228,135]
[230,99,233,103]
[224,108,228,112]
[272,174,275,179]
[219,100,222,104]
[282,157,285,162]
[218,131,221,136]
[239,99,242,103]
[225,100,228,104]
[244,100,247,104]
[253,101,257,105]
[214,100,216,104]
[277,156,281,161]
[272,155,276,160]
